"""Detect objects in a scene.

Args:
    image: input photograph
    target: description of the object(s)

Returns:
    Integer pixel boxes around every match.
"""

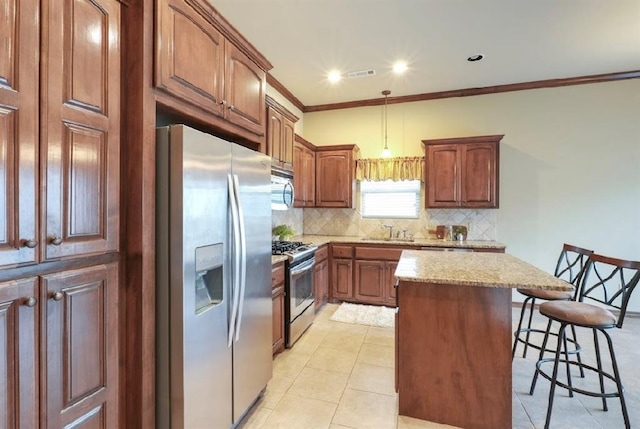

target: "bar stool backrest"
[578,253,640,328]
[554,244,594,298]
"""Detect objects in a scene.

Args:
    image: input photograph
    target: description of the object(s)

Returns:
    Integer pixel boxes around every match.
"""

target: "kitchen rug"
[329,302,395,328]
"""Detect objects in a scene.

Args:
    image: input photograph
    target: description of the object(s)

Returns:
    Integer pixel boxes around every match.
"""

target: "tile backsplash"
[299,207,497,240]
[272,208,304,238]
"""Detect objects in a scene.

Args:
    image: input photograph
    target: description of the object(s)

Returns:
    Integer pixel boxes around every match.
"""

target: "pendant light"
[380,90,392,158]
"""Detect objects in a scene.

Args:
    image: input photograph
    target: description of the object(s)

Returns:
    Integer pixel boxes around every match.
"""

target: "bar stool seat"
[540,301,617,329]
[517,287,573,301]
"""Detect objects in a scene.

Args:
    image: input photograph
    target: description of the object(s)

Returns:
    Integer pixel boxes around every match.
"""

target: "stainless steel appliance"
[156,125,272,429]
[271,171,294,210]
[272,241,318,347]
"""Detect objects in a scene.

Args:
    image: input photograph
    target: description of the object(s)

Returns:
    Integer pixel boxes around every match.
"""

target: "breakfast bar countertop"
[395,250,572,291]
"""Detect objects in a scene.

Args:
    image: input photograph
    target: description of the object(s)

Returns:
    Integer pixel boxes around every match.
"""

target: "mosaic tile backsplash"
[300,208,496,240]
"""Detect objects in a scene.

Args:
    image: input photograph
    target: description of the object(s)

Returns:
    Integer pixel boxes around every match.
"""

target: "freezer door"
[231,144,273,424]
[156,125,233,429]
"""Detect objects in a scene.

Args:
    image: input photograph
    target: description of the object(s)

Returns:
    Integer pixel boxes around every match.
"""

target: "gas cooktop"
[272,241,318,263]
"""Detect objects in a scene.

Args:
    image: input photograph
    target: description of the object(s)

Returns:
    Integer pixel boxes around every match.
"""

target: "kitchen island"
[394,250,572,429]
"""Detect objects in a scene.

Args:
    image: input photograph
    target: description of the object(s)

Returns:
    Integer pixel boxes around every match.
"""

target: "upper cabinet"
[315,145,360,208]
[155,0,272,146]
[266,96,298,171]
[0,0,121,269]
[423,135,502,208]
[293,135,316,207]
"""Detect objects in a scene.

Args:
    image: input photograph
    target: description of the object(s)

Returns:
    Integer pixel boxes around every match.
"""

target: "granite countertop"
[293,234,506,250]
[271,255,288,265]
[395,250,572,291]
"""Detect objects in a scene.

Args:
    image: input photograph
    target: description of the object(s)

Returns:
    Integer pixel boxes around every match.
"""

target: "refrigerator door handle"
[233,174,247,342]
[227,174,242,347]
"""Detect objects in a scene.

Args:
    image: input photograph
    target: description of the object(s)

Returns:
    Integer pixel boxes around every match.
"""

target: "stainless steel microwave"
[271,174,294,210]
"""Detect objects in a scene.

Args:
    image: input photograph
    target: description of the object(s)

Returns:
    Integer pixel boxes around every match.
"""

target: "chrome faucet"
[382,224,393,239]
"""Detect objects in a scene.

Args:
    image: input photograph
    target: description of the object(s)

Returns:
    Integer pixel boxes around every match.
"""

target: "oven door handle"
[290,257,316,277]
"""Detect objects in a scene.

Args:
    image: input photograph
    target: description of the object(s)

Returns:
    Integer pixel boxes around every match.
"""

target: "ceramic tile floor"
[238,304,640,429]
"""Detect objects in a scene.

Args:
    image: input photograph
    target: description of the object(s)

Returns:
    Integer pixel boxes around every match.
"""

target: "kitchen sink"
[360,237,415,243]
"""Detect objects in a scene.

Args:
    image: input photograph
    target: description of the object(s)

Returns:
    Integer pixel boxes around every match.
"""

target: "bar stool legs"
[530,324,631,429]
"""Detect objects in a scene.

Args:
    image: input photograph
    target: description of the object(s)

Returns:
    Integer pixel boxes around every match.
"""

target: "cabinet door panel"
[267,107,283,163]
[43,0,120,260]
[0,277,38,429]
[155,0,224,115]
[427,145,459,207]
[282,118,294,169]
[386,261,398,306]
[462,143,497,207]
[316,152,351,207]
[225,42,265,136]
[0,0,39,268]
[331,259,353,300]
[271,286,284,355]
[354,261,385,304]
[43,263,118,429]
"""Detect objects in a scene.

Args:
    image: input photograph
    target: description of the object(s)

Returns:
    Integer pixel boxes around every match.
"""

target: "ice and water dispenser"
[194,243,224,314]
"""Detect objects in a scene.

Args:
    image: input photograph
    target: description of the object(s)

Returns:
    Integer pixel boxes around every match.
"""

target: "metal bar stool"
[529,253,640,429]
[512,244,593,360]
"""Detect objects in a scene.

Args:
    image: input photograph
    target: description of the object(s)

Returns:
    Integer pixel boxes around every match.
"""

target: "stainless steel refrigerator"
[156,124,272,428]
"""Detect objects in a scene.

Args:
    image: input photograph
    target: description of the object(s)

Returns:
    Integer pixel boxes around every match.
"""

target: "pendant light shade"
[380,90,392,158]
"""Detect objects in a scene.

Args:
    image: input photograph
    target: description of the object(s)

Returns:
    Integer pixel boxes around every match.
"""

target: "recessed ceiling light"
[392,61,408,74]
[467,54,484,62]
[327,70,342,83]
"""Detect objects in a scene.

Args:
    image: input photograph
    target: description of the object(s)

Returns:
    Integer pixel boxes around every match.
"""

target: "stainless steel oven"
[272,241,317,347]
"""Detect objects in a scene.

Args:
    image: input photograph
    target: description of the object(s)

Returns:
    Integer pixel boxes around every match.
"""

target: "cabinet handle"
[50,236,63,246]
[220,100,227,106]
[23,239,38,248]
[229,105,236,111]
[24,297,37,307]
[52,292,63,301]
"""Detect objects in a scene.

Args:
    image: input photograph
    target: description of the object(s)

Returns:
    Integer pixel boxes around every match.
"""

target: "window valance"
[355,156,425,181]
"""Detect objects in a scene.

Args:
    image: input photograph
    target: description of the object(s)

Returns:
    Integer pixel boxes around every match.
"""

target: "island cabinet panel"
[397,280,512,429]
[0,277,39,429]
[423,135,501,208]
[271,262,285,356]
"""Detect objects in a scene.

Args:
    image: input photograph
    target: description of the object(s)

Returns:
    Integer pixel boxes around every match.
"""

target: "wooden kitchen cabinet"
[354,247,405,306]
[0,263,119,429]
[423,135,502,208]
[43,0,121,261]
[293,134,316,207]
[293,135,316,207]
[1,1,122,426]
[271,262,285,356]
[330,245,354,301]
[0,277,39,429]
[155,0,271,143]
[314,245,329,311]
[266,96,298,171]
[315,145,359,208]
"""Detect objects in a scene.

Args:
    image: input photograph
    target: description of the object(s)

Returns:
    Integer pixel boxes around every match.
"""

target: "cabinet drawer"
[332,245,353,259]
[355,247,403,261]
[271,263,285,287]
[315,245,328,262]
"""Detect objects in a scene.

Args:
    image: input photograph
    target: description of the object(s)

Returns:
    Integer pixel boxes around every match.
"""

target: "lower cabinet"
[0,263,119,428]
[314,245,329,311]
[271,262,285,356]
[354,260,386,305]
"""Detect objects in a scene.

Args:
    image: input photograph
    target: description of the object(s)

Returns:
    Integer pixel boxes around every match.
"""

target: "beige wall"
[301,79,640,310]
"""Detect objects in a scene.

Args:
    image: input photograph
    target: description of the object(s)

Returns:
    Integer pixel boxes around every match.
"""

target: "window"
[360,180,421,219]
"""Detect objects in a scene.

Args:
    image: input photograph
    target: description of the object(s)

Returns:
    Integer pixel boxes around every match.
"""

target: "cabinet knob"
[52,292,63,301]
[50,236,63,246]
[220,100,227,106]
[24,297,37,307]
[23,239,38,248]
[229,105,235,111]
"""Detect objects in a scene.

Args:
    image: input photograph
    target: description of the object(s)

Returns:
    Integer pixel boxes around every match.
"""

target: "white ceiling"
[211,0,640,107]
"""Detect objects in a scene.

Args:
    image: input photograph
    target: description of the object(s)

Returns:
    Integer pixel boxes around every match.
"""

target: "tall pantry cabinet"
[0,0,121,427]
